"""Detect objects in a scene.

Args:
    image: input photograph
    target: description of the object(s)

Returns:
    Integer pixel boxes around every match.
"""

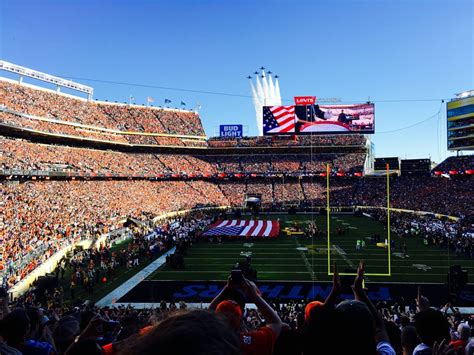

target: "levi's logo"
[294,96,316,105]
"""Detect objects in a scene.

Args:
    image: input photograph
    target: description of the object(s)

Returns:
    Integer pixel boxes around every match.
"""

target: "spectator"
[114,310,240,355]
[0,308,55,354]
[401,325,420,355]
[413,308,451,355]
[210,277,284,355]
[449,322,470,353]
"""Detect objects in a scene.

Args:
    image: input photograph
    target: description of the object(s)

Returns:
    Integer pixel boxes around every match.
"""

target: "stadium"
[0,2,473,354]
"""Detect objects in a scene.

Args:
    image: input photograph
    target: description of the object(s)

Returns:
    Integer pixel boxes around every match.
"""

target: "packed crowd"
[216,175,472,218]
[0,80,206,145]
[208,134,367,148]
[0,137,366,175]
[352,176,474,218]
[434,156,474,173]
[274,181,305,204]
[370,210,474,260]
[1,261,473,354]
[0,180,227,289]
[0,108,208,147]
[0,137,216,175]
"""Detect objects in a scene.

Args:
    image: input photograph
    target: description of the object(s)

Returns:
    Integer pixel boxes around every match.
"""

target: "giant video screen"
[447,96,474,151]
[263,103,375,135]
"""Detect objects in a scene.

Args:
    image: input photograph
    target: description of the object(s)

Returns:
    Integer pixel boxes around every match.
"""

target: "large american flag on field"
[263,106,296,134]
[203,220,280,238]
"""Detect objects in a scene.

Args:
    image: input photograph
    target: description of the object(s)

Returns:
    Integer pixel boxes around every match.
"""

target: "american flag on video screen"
[263,106,295,134]
[203,220,279,238]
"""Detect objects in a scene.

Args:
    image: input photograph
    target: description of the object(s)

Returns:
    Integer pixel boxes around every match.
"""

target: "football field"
[148,214,473,284]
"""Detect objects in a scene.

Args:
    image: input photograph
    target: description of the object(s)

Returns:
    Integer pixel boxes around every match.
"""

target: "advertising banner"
[220,124,243,138]
[118,280,474,307]
[294,96,316,105]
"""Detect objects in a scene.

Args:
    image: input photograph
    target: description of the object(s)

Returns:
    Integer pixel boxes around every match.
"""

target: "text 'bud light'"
[220,124,243,138]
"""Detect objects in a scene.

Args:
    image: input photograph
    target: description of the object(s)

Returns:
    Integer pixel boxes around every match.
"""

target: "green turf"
[148,214,474,284]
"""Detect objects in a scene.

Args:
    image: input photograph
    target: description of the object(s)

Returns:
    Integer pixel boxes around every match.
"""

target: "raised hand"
[416,286,430,312]
[432,339,455,355]
[352,260,366,299]
[242,277,260,300]
[324,262,341,306]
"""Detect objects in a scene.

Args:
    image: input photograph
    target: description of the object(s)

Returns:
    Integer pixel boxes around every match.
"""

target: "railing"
[0,168,366,180]
[0,106,207,140]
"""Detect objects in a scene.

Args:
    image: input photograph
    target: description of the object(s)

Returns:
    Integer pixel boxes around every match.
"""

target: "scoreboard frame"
[446,94,474,151]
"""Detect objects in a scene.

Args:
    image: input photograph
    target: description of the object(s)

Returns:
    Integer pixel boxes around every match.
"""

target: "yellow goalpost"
[327,163,392,277]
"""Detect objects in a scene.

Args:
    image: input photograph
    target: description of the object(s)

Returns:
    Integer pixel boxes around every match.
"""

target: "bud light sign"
[220,124,243,138]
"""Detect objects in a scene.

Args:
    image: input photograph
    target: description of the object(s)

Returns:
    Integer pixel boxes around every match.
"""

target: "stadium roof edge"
[453,89,474,100]
[0,60,93,97]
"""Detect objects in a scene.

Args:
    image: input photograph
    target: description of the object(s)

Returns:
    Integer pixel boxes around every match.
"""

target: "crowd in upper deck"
[0,80,206,146]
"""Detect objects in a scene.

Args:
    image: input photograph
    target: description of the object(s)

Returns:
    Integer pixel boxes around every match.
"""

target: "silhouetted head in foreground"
[118,309,240,355]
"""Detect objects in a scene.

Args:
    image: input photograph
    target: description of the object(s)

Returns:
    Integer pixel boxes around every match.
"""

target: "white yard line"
[333,245,357,270]
[279,239,318,281]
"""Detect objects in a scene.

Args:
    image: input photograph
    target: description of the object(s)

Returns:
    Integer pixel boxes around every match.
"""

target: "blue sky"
[1,0,472,162]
